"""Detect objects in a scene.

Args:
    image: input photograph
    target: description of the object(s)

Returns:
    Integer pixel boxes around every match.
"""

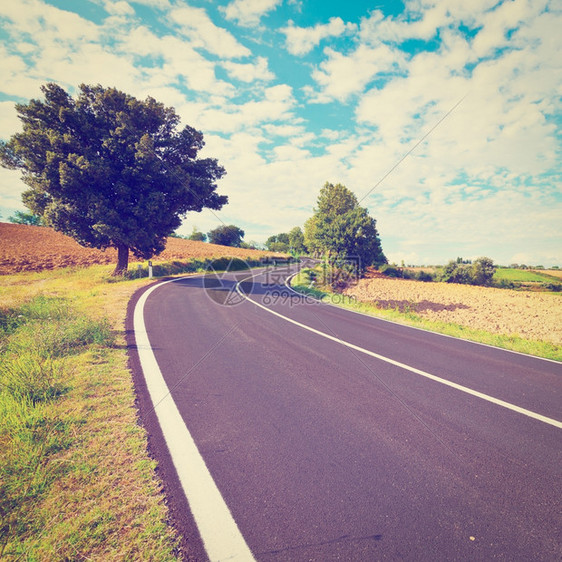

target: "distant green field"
[494,268,559,283]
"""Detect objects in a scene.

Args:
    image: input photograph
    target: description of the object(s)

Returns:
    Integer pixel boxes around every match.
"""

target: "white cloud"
[129,0,170,8]
[0,168,25,211]
[262,123,304,137]
[119,27,235,96]
[0,0,559,265]
[471,0,547,58]
[0,102,22,138]
[222,0,282,27]
[102,1,135,16]
[282,17,357,56]
[195,84,297,134]
[169,4,251,58]
[310,43,405,102]
[0,0,100,42]
[221,57,275,82]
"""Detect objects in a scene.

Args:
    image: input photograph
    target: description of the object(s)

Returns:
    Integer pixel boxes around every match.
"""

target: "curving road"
[127,262,562,561]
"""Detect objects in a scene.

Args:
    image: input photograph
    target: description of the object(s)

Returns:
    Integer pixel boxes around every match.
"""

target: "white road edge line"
[134,279,256,562]
[236,272,562,430]
[286,266,561,365]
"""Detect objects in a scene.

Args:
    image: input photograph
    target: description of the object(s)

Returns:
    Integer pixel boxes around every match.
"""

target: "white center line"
[236,272,562,430]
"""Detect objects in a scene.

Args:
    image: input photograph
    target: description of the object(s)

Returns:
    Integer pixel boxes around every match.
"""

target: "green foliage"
[303,214,321,255]
[379,266,435,282]
[265,232,290,252]
[0,296,114,554]
[207,224,244,247]
[0,83,227,275]
[8,211,44,226]
[439,257,495,286]
[288,226,306,253]
[265,227,305,253]
[379,264,401,278]
[414,270,435,282]
[471,256,495,285]
[304,182,386,272]
[188,227,207,242]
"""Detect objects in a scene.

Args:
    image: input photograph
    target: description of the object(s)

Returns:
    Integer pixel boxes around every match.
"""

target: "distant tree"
[8,210,43,226]
[471,257,495,286]
[188,227,207,242]
[0,83,227,275]
[439,256,495,286]
[208,224,244,247]
[265,232,290,253]
[303,215,321,255]
[439,261,473,284]
[305,182,386,272]
[288,226,306,253]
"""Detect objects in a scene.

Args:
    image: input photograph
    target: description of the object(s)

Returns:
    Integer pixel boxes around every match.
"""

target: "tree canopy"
[265,232,290,253]
[0,83,227,274]
[265,227,306,254]
[207,224,244,247]
[304,182,386,272]
[288,226,306,253]
[188,227,207,242]
[439,257,495,286]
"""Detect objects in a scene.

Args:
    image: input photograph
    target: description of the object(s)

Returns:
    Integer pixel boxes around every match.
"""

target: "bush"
[379,264,401,278]
[439,257,495,286]
[415,270,434,282]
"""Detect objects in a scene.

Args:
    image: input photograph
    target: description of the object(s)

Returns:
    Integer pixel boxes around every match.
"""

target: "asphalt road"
[128,262,562,561]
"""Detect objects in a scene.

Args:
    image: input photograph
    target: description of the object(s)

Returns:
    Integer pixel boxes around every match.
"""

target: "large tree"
[0,83,227,274]
[305,182,386,272]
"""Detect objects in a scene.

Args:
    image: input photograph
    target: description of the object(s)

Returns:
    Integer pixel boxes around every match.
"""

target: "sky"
[0,0,561,266]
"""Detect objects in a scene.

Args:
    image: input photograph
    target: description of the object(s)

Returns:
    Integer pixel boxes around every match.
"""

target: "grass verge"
[0,262,198,560]
[290,270,561,362]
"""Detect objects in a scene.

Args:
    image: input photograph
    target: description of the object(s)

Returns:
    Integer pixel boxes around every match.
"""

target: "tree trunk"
[112,243,129,276]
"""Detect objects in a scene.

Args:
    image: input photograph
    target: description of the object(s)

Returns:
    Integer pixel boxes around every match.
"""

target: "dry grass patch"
[291,269,561,361]
[344,277,562,345]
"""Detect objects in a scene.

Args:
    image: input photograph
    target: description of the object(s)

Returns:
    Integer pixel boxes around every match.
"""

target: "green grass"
[493,268,560,283]
[291,270,561,362]
[0,265,183,560]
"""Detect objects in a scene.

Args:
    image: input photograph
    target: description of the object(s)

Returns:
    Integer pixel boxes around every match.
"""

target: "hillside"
[0,222,280,275]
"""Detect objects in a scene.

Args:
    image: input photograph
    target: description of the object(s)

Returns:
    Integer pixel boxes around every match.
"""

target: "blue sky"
[0,0,560,266]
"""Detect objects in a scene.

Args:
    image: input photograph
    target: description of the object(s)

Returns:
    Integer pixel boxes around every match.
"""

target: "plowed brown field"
[0,222,281,275]
[344,274,562,344]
